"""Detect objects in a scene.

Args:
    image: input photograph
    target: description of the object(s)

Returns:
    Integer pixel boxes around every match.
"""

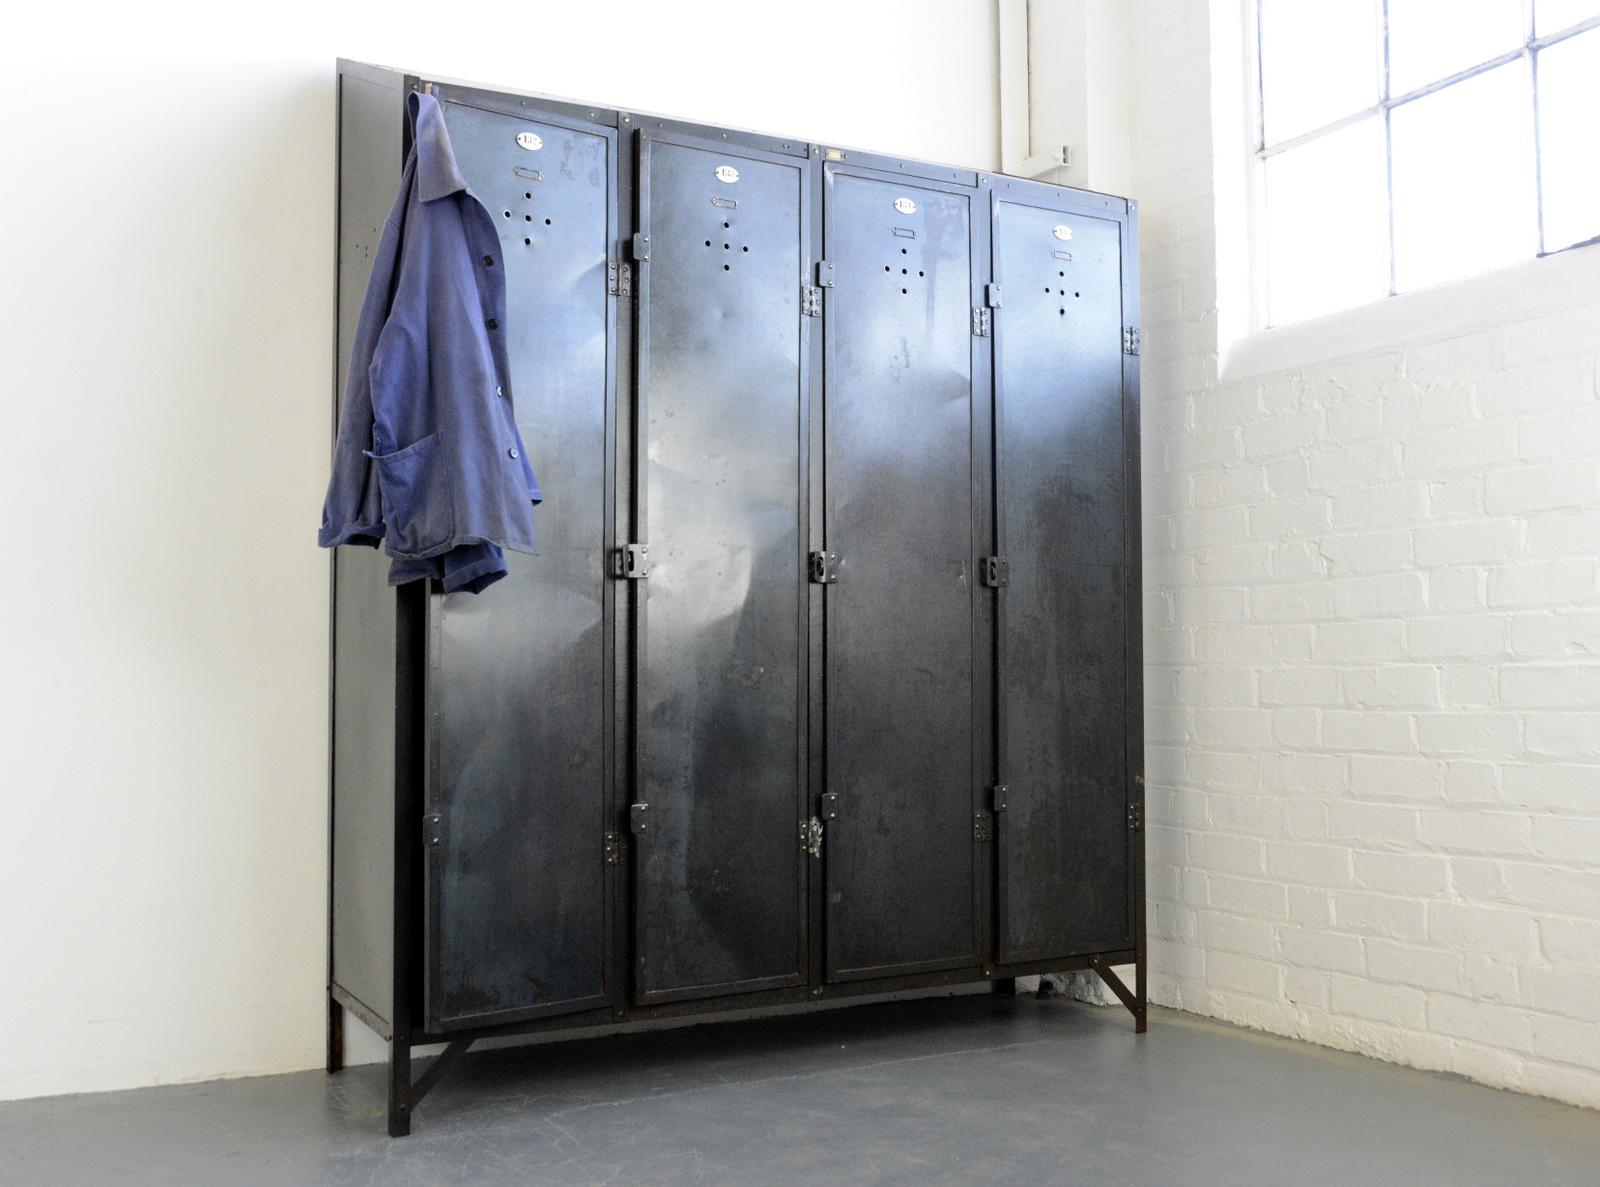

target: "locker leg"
[387,1035,412,1138]
[1087,957,1145,1032]
[991,977,1018,995]
[326,995,345,1074]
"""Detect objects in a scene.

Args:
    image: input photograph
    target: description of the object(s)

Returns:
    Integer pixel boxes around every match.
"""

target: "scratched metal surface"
[426,100,614,1028]
[632,134,810,1000]
[8,998,1600,1186]
[991,197,1131,965]
[821,168,979,981]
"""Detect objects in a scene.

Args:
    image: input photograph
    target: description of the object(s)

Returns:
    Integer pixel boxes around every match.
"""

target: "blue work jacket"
[319,91,540,593]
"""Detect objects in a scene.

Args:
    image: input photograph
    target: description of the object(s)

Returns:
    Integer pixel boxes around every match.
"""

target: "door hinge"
[631,231,651,262]
[424,813,443,848]
[985,282,1003,308]
[603,831,624,866]
[629,802,650,834]
[991,784,1008,812]
[973,813,994,843]
[972,307,991,337]
[608,261,632,297]
[801,816,824,859]
[614,542,650,579]
[981,556,1009,588]
[802,284,822,317]
[819,792,840,821]
[1128,802,1143,831]
[815,260,835,288]
[1123,325,1140,355]
[809,550,841,584]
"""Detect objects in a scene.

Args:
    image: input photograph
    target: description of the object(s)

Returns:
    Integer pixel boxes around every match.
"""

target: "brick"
[1322,710,1415,753]
[1366,940,1461,992]
[1328,802,1419,847]
[1409,614,1508,658]
[1349,754,1445,801]
[1248,497,1331,541]
[1345,665,1441,708]
[1417,808,1532,854]
[1175,667,1258,706]
[1404,422,1516,478]
[1526,511,1600,558]
[1509,608,1600,656]
[1413,519,1519,566]
[1240,412,1322,461]
[1207,952,1282,999]
[1330,974,1426,1026]
[1499,865,1600,916]
[1279,927,1365,974]
[1462,954,1520,1004]
[1440,665,1495,706]
[1519,404,1600,462]
[1332,572,1428,618]
[1174,506,1250,548]
[1173,586,1249,623]
[1283,967,1331,1010]
[1353,852,1451,896]
[1193,542,1274,583]
[1525,712,1600,758]
[1267,842,1352,886]
[1427,903,1539,957]
[1272,541,1332,581]
[1427,568,1486,612]
[1415,712,1521,759]
[1188,832,1267,876]
[1320,530,1413,575]
[1308,442,1402,491]
[1475,359,1589,418]
[1332,890,1429,941]
[1210,875,1289,920]
[1197,911,1277,958]
[1429,476,1482,519]
[1193,707,1273,748]
[1442,761,1500,804]
[1529,1014,1600,1069]
[1484,461,1598,514]
[1487,559,1599,608]
[1522,966,1600,1022]
[1406,334,1495,384]
[1261,752,1348,793]
[1250,582,1336,622]
[1186,751,1261,789]
[1315,620,1408,661]
[1196,625,1275,662]
[1539,916,1600,964]
[1272,707,1318,747]
[1499,763,1600,811]
[1260,667,1342,706]
[1500,664,1600,709]
[1206,793,1285,835]
[1426,994,1534,1051]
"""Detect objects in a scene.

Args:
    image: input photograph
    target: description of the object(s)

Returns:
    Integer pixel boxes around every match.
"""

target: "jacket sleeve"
[317,165,413,550]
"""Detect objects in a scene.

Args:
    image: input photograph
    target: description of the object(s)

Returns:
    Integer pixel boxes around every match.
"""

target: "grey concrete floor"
[2,996,1597,1186]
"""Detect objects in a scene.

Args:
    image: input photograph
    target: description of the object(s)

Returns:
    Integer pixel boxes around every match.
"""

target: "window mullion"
[1380,0,1397,297]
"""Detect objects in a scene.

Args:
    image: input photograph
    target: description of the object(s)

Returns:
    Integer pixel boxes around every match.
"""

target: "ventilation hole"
[544,218,552,225]
[885,265,891,272]
[900,248,908,255]
[1074,291,1080,298]
[525,214,533,222]
[1044,287,1051,293]
[723,264,731,271]
[1059,270,1065,276]
[918,271,924,277]
[524,191,532,199]
[902,268,908,275]
[901,287,908,294]
[705,239,712,247]
[503,210,512,218]
[724,243,731,250]
[524,237,532,246]
[723,221,731,229]
[1059,308,1066,316]
[742,246,748,253]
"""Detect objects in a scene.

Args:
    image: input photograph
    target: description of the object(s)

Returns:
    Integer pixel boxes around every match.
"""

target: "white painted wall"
[1131,0,1600,1109]
[0,0,999,1102]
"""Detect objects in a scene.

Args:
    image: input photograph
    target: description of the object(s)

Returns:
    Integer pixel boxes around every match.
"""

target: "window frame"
[1252,0,1600,327]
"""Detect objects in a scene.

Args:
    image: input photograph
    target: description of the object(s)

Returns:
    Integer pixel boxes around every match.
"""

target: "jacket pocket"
[368,433,456,557]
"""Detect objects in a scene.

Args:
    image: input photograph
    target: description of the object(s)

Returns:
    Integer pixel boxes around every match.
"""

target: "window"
[1255,0,1600,327]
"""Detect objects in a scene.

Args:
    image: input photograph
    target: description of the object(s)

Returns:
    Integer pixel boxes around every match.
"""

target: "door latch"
[819,792,840,821]
[629,802,650,834]
[809,550,841,584]
[801,816,824,859]
[981,556,1009,588]
[615,543,650,579]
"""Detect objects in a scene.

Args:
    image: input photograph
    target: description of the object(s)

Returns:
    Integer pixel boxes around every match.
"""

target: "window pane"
[1388,0,1527,96]
[1391,63,1537,291]
[1265,117,1387,325]
[1260,0,1379,143]
[1537,0,1600,34]
[1538,29,1600,249]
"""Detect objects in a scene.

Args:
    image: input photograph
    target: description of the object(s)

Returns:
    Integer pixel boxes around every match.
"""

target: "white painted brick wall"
[1127,0,1600,1109]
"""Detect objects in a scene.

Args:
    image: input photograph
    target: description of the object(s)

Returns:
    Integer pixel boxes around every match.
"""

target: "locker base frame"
[325,949,1146,1137]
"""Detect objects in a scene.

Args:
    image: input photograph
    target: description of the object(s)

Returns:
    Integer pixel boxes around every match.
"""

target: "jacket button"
[495,385,504,396]
[483,255,495,266]
[486,318,499,330]
[508,447,520,459]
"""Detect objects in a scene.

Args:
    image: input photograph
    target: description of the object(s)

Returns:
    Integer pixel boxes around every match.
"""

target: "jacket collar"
[408,91,470,203]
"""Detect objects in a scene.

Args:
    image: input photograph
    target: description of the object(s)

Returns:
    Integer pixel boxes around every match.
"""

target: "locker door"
[992,195,1133,963]
[424,101,617,1029]
[822,167,982,981]
[631,132,811,1002]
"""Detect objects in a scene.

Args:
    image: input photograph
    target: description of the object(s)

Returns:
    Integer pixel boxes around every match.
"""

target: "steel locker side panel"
[822,165,980,981]
[423,99,616,1030]
[633,131,809,1002]
[992,194,1131,963]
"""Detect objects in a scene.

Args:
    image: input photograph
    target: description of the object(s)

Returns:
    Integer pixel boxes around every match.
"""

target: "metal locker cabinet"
[629,129,812,1002]
[989,183,1141,965]
[420,98,619,1030]
[819,161,989,981]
